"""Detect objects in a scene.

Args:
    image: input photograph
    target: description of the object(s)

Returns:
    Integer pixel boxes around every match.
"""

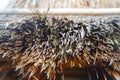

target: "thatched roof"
[0,0,120,80]
[6,0,120,8]
[0,15,120,80]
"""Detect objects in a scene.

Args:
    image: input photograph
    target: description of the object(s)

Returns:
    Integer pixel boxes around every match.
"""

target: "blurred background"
[0,0,9,9]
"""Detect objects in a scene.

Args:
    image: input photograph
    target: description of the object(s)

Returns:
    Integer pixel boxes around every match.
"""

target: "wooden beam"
[0,8,120,15]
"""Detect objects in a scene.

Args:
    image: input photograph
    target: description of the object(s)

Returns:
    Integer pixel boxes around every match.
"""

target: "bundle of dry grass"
[0,15,120,80]
[1,0,120,80]
[7,0,120,8]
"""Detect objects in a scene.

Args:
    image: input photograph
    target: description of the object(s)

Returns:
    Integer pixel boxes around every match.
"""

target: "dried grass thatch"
[6,0,120,8]
[0,15,120,80]
[1,0,120,80]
